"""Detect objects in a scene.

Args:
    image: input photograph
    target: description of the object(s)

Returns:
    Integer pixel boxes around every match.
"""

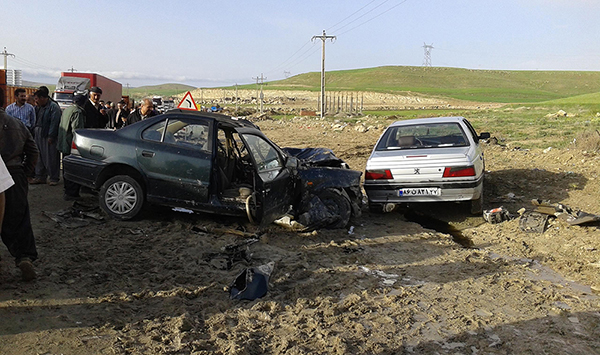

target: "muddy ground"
[1,114,600,354]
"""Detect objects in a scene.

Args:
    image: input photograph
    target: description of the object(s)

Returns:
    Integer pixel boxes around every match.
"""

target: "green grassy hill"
[127,83,196,99]
[234,66,600,104]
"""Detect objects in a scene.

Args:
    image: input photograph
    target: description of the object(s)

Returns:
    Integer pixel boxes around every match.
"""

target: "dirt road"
[1,115,599,354]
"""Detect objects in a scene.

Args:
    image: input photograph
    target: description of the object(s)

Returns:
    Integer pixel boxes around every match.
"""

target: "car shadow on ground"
[368,167,588,233]
[484,168,588,211]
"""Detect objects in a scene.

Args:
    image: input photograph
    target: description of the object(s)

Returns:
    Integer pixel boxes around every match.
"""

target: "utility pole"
[423,43,434,67]
[252,73,266,114]
[68,66,77,72]
[1,47,15,70]
[312,30,336,119]
[125,83,130,95]
[235,83,238,115]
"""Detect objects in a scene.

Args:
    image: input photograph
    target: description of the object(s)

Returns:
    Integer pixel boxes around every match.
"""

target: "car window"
[462,119,479,144]
[167,119,211,152]
[142,120,166,142]
[242,134,283,181]
[376,122,469,150]
[142,118,212,152]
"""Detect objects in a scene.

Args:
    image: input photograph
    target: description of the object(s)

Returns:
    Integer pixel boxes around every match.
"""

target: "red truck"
[53,72,122,110]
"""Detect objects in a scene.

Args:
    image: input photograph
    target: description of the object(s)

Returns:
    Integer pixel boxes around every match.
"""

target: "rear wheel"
[470,184,484,215]
[99,175,144,220]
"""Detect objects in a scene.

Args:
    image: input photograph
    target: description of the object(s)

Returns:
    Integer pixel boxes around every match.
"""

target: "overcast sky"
[2,0,600,88]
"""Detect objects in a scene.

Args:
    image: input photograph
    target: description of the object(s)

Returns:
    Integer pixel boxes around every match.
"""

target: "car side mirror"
[285,156,298,169]
[478,132,490,139]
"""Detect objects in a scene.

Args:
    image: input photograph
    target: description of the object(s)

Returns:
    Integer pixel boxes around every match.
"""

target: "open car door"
[241,133,295,226]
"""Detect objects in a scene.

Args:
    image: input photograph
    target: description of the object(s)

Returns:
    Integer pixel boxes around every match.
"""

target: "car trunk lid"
[367,147,473,181]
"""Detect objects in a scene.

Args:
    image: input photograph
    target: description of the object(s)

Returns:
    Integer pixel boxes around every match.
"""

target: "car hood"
[282,147,346,168]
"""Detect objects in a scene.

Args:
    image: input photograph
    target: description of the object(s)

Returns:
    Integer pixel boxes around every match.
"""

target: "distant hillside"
[233,66,600,103]
[22,81,55,92]
[127,83,196,99]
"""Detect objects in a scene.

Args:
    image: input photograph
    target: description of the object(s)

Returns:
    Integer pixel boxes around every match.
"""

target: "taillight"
[365,169,393,180]
[443,166,475,177]
[70,140,80,155]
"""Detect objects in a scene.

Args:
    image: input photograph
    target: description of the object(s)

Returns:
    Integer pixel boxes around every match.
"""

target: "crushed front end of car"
[282,147,363,230]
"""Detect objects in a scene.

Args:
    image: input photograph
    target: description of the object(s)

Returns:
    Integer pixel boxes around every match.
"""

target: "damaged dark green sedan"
[64,110,362,229]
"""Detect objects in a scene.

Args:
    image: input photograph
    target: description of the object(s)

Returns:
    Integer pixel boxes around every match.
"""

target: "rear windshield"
[54,93,73,101]
[376,122,469,150]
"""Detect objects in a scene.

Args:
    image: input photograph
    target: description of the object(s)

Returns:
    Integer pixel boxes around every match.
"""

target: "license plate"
[399,188,440,196]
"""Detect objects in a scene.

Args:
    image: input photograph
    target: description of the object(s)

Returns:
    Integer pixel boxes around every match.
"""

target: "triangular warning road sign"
[178,91,198,111]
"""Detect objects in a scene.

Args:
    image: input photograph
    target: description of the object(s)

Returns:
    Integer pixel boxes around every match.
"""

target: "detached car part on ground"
[64,110,362,229]
[364,117,490,214]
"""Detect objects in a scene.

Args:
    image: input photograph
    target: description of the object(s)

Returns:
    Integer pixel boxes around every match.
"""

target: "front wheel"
[317,188,351,229]
[99,175,144,220]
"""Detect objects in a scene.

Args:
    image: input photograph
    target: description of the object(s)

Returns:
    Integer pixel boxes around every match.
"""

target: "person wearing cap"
[58,94,87,200]
[84,86,108,128]
[30,89,61,186]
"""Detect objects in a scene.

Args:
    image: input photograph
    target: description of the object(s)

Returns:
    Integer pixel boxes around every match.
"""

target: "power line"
[11,54,58,71]
[265,41,319,76]
[333,0,391,34]
[337,0,411,37]
[327,0,379,32]
[265,1,410,79]
[266,40,312,74]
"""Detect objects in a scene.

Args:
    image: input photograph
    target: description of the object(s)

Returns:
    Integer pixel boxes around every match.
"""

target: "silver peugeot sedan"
[364,117,490,214]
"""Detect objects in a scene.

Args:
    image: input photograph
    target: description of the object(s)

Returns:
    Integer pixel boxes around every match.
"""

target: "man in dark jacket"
[0,107,39,281]
[30,89,61,185]
[126,98,156,126]
[114,100,130,129]
[84,86,108,128]
[57,95,87,200]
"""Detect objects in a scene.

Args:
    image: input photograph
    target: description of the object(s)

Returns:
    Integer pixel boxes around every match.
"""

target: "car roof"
[389,116,465,127]
[163,109,259,129]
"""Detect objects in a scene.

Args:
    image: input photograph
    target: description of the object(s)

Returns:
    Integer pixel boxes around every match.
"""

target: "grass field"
[235,66,600,104]
[127,83,196,100]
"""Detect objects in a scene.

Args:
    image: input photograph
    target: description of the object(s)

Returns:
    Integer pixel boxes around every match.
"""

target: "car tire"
[470,193,483,215]
[317,188,351,229]
[99,175,144,220]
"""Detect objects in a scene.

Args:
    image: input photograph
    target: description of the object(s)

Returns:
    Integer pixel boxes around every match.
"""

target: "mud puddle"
[403,210,475,248]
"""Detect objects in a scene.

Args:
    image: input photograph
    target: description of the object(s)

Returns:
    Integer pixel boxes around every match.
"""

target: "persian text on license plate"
[399,188,440,196]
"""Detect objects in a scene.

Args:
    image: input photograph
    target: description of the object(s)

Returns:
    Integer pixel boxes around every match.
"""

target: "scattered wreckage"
[483,199,600,233]
[64,110,362,230]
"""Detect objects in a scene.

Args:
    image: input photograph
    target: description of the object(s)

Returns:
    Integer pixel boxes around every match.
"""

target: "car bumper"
[364,177,483,203]
[63,155,108,189]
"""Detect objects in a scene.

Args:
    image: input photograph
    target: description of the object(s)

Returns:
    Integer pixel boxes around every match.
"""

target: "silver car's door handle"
[142,150,155,158]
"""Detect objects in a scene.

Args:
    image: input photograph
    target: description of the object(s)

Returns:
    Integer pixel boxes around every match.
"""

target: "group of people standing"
[0,85,156,281]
